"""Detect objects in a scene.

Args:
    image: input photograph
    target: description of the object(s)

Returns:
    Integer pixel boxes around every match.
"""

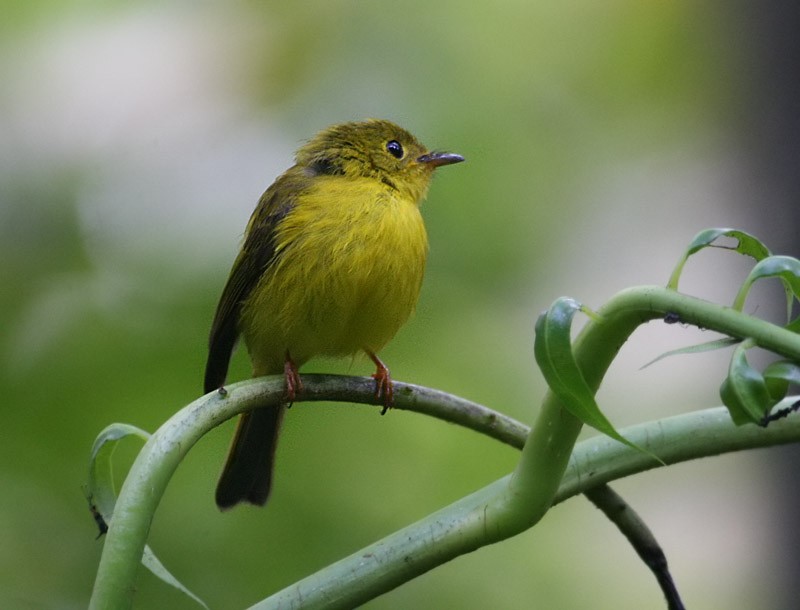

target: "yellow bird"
[204,119,464,509]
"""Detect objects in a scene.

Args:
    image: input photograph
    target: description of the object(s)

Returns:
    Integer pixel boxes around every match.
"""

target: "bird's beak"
[416,151,465,168]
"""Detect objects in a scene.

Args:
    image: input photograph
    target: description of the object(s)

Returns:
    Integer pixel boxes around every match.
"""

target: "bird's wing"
[203,171,302,393]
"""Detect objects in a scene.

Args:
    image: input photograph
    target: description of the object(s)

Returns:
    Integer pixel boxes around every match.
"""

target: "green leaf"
[785,316,800,334]
[85,423,151,531]
[763,360,800,386]
[732,255,800,319]
[667,228,771,291]
[85,424,209,609]
[142,547,209,610]
[719,342,778,426]
[640,336,741,370]
[534,298,652,456]
[762,360,800,402]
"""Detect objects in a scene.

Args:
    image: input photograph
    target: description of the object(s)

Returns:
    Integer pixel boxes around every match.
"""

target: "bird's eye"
[386,140,404,159]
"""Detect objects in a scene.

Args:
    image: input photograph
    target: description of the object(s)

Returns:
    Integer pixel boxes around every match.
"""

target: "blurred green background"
[2,1,796,608]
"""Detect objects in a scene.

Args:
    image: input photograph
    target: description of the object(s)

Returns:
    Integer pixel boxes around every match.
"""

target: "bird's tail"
[215,404,285,509]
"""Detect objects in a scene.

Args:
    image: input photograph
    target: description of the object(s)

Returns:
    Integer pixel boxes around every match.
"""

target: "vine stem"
[254,401,800,610]
[88,375,526,609]
[89,286,800,609]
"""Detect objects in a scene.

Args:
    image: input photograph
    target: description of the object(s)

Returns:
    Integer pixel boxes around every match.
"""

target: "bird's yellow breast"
[239,176,428,375]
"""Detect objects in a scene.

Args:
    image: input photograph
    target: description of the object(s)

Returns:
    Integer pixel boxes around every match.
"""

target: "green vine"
[87,229,800,609]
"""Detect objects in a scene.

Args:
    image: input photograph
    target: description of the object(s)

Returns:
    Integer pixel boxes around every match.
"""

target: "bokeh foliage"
[1,2,775,608]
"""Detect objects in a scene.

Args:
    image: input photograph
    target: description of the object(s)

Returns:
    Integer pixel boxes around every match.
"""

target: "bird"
[204,119,464,509]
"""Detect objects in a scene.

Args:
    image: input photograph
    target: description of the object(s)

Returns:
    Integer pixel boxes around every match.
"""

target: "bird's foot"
[368,352,394,415]
[283,353,302,403]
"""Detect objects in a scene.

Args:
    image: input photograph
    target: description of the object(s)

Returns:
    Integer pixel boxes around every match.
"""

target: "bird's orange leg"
[283,352,302,403]
[367,351,393,415]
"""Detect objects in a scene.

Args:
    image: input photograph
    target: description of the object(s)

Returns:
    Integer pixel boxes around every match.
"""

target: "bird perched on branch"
[205,119,464,509]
